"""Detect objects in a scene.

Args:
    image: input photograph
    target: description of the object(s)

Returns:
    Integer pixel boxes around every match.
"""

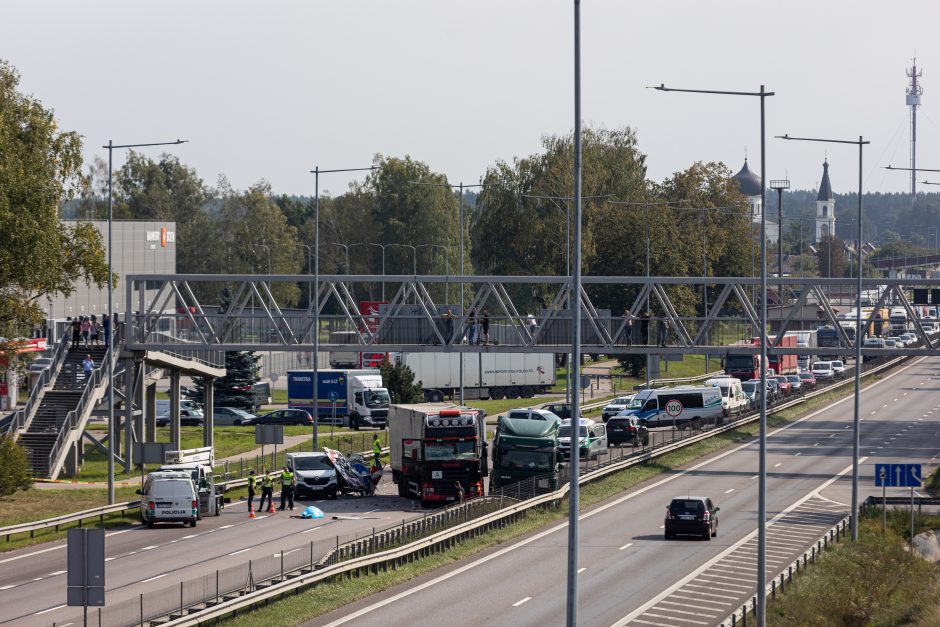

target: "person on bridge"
[279,466,294,511]
[102,313,111,347]
[70,317,81,349]
[659,317,670,348]
[372,433,383,467]
[258,469,274,512]
[639,311,652,345]
[82,354,94,381]
[247,470,256,512]
[481,309,490,344]
[622,308,634,346]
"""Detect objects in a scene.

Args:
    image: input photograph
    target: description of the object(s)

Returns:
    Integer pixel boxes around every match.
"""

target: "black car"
[542,402,577,420]
[664,496,719,541]
[248,409,313,426]
[605,414,649,447]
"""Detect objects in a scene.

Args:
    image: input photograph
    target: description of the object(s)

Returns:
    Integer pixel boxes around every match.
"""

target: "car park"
[602,395,636,422]
[811,361,834,381]
[785,374,803,394]
[664,495,719,540]
[830,360,846,378]
[798,370,817,391]
[605,414,649,447]
[557,418,607,459]
[213,406,257,426]
[248,408,314,426]
[156,400,205,427]
[138,471,198,528]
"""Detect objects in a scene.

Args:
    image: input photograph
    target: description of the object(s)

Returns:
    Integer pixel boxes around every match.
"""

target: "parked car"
[606,413,649,447]
[213,406,257,426]
[247,408,313,426]
[664,495,719,541]
[602,395,636,422]
[27,357,53,373]
[542,402,576,420]
[771,376,792,397]
[797,370,817,391]
[785,375,803,394]
[811,361,834,381]
[830,360,846,378]
[156,400,205,427]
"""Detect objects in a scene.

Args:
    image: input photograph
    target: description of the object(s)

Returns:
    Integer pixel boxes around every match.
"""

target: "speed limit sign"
[665,399,683,417]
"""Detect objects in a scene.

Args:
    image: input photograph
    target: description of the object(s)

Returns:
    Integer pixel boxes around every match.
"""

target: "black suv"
[664,496,719,541]
[250,409,313,426]
[605,415,649,447]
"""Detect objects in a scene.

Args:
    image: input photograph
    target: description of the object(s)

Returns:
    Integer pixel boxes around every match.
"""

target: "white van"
[138,471,198,528]
[286,452,338,499]
[621,386,724,429]
[704,378,749,416]
[558,418,607,460]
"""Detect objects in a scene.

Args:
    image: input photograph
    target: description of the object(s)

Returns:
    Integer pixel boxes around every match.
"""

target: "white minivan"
[704,377,749,416]
[621,386,724,429]
[139,471,198,528]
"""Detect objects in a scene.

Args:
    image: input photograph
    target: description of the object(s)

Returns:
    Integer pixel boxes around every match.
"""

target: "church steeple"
[815,160,836,242]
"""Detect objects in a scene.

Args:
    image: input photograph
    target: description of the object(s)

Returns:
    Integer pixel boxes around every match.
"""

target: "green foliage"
[0,59,109,349]
[815,234,847,278]
[0,435,31,496]
[379,359,424,404]
[193,351,262,412]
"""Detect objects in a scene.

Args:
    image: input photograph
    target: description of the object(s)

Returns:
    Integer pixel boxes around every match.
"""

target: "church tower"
[815,160,835,242]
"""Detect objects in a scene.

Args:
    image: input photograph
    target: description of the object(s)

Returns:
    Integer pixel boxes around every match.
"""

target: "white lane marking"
[871,410,877,414]
[141,545,158,551]
[512,597,532,607]
[619,542,634,551]
[578,567,587,574]
[643,611,709,625]
[182,534,198,539]
[141,573,167,583]
[883,404,889,408]
[658,524,665,529]
[0,584,15,590]
[32,577,43,581]
[302,526,320,534]
[750,475,759,480]
[228,548,251,556]
[829,434,836,438]
[795,452,802,456]
[843,425,850,429]
[34,604,66,615]
[654,603,718,618]
[813,442,820,446]
[321,361,918,627]
[671,592,731,606]
[219,524,233,529]
[631,619,676,627]
[611,458,865,627]
[774,463,782,468]
[724,488,735,494]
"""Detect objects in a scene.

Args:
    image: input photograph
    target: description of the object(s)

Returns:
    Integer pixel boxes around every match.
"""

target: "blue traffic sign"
[874,463,922,488]
[328,391,338,402]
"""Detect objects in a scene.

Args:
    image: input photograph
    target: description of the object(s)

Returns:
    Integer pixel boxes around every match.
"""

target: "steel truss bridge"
[125,274,940,358]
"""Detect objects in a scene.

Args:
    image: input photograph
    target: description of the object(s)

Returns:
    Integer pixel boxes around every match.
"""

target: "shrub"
[0,435,31,496]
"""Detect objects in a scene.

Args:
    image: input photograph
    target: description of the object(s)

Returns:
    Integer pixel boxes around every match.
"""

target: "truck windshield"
[292,456,333,471]
[499,449,553,470]
[425,441,477,461]
[365,390,390,407]
[726,355,755,370]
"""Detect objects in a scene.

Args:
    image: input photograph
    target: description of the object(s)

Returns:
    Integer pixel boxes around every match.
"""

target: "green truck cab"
[491,415,563,493]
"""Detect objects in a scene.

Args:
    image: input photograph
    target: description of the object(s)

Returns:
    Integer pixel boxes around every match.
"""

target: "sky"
[4,0,940,198]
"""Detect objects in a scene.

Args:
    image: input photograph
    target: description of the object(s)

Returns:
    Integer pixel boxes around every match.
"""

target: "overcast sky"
[5,0,940,198]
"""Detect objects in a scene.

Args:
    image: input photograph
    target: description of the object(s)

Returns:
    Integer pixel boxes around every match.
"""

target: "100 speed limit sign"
[664,399,683,417]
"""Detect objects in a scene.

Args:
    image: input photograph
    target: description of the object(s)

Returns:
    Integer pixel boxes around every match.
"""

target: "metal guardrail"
[1,501,141,542]
[719,516,852,627]
[151,355,908,627]
[6,333,70,436]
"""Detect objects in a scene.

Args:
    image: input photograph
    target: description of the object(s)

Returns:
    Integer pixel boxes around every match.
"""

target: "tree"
[192,351,262,412]
[0,435,31,496]
[379,359,423,404]
[816,235,847,279]
[0,60,110,352]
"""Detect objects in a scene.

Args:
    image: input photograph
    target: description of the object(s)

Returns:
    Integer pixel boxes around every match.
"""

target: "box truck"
[287,369,390,430]
[397,352,556,402]
[388,404,488,507]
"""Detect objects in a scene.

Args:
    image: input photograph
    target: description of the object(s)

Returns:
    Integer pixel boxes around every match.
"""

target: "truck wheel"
[190,520,197,528]
[397,480,407,498]
[507,386,521,399]
[522,386,535,398]
[490,387,505,400]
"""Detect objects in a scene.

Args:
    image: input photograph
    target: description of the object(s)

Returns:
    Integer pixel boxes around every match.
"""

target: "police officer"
[247,469,257,511]
[372,433,383,468]
[258,468,274,512]
[279,465,294,511]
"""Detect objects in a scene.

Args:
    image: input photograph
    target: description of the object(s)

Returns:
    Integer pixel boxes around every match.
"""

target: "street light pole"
[770,179,790,279]
[308,165,375,451]
[366,243,388,300]
[104,138,187,503]
[779,134,868,542]
[654,83,773,626]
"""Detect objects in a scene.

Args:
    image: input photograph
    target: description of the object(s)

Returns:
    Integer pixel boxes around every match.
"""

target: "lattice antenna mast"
[907,58,924,200]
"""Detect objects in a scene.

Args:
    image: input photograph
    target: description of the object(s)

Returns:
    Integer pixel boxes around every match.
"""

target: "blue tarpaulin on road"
[301,506,324,519]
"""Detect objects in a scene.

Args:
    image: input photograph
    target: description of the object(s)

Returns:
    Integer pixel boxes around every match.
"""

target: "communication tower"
[907,59,923,199]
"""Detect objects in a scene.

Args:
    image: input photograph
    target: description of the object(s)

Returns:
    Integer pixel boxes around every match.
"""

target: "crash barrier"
[719,515,852,627]
[0,501,141,543]
[150,356,908,627]
[863,495,940,509]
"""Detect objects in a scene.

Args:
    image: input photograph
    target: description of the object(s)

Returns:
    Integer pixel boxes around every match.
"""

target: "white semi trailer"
[398,352,556,402]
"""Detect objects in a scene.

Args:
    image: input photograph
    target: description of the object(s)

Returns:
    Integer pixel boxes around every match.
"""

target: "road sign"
[255,424,284,445]
[67,528,105,607]
[328,391,338,402]
[665,399,683,417]
[874,463,922,488]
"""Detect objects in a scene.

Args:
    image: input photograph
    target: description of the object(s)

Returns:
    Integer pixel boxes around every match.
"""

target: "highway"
[310,357,940,627]
[0,486,425,626]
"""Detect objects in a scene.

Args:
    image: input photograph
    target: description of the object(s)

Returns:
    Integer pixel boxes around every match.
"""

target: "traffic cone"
[268,498,275,514]
[249,503,256,518]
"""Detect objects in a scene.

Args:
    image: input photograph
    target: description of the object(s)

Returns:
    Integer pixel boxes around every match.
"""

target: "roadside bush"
[0,435,31,496]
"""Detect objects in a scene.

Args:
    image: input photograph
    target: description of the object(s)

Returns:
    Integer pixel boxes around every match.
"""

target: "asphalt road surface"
[310,357,940,627]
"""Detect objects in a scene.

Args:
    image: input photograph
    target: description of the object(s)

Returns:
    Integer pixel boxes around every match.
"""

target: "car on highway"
[156,400,205,427]
[884,337,899,349]
[771,376,792,397]
[213,406,257,426]
[766,377,781,401]
[830,360,846,378]
[897,333,917,347]
[246,408,314,426]
[541,402,576,420]
[138,470,198,528]
[286,451,338,499]
[740,380,771,408]
[605,414,649,447]
[811,361,834,381]
[664,495,719,541]
[557,418,607,460]
[785,374,803,394]
[798,370,817,391]
[601,395,636,422]
[505,408,563,423]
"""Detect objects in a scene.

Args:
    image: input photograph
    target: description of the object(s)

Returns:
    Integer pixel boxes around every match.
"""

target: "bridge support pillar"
[133,362,144,448]
[145,380,157,442]
[203,376,214,449]
[169,370,181,450]
[64,439,80,477]
[123,356,136,471]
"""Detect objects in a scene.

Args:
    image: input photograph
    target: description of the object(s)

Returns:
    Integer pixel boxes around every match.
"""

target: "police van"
[138,471,199,528]
[621,386,724,429]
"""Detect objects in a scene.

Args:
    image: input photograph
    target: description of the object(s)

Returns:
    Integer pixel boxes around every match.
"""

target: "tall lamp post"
[330,242,350,274]
[770,179,790,279]
[779,134,868,543]
[308,166,375,451]
[653,83,773,626]
[104,138,187,504]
